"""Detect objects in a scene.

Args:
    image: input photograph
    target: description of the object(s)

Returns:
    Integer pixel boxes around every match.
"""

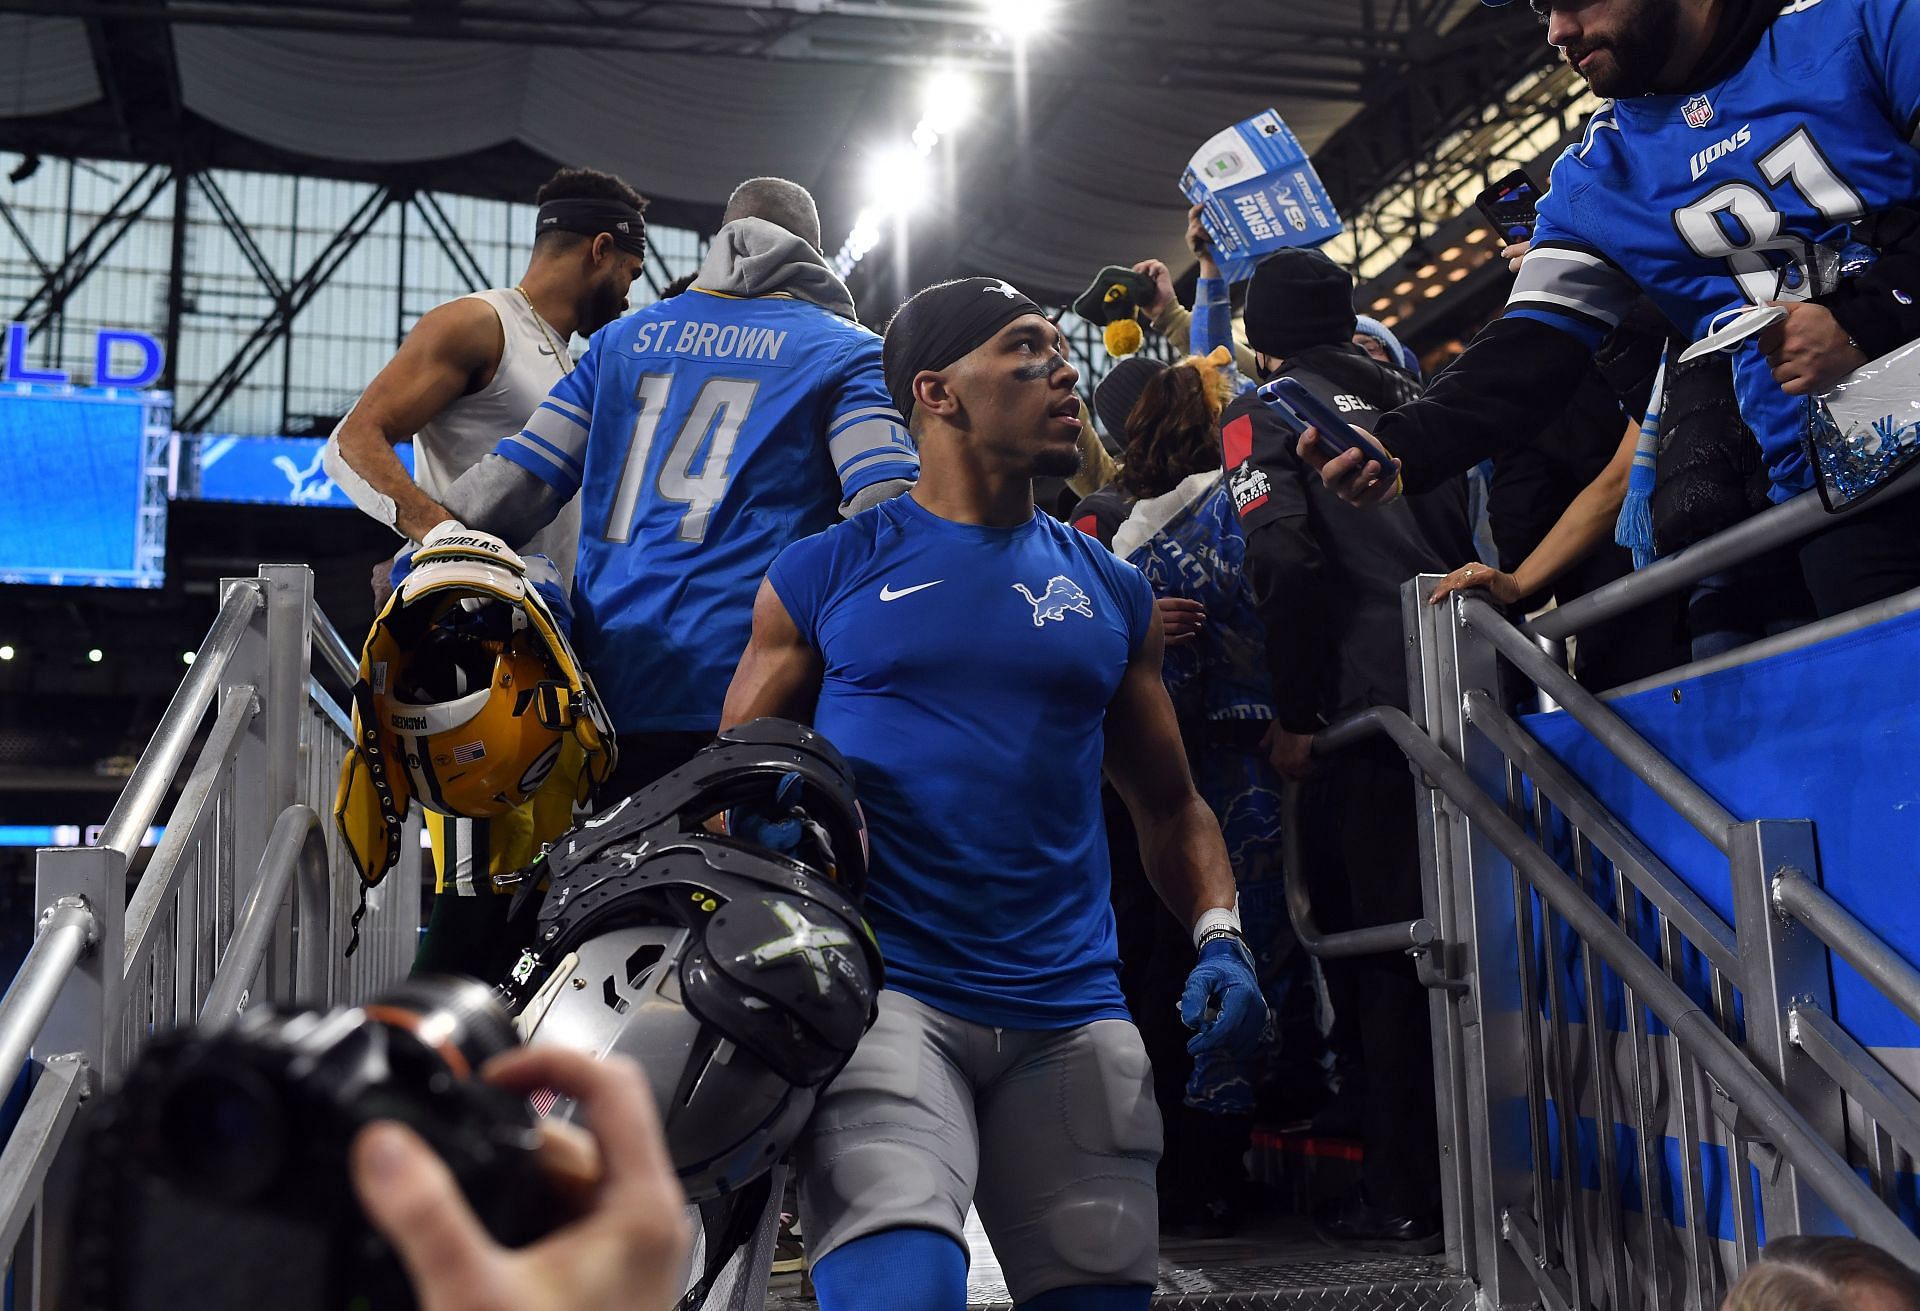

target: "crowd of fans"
[305,0,1920,1293]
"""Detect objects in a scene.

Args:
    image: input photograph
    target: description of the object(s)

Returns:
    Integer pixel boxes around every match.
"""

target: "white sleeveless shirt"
[412,287,581,586]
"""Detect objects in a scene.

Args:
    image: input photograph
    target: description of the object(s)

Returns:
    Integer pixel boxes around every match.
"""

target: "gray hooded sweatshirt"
[437,218,908,545]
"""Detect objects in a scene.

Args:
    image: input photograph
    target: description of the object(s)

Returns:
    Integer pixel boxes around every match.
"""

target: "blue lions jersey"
[496,289,918,732]
[1510,0,1920,499]
[767,494,1155,1028]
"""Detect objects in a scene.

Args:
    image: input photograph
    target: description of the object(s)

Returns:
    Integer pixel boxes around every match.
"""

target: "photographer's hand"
[351,1046,691,1311]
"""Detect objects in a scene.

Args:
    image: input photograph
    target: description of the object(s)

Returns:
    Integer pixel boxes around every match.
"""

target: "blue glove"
[725,771,806,855]
[1178,935,1267,1056]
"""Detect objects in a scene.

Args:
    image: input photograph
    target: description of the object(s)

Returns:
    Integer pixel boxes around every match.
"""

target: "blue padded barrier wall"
[1523,606,1920,1055]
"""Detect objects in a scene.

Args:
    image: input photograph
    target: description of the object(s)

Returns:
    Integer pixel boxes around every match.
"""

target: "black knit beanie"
[1242,247,1357,359]
[1092,356,1167,442]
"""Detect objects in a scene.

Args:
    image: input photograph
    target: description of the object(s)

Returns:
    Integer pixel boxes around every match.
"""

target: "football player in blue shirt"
[1307,0,1920,619]
[411,178,920,790]
[720,277,1266,1311]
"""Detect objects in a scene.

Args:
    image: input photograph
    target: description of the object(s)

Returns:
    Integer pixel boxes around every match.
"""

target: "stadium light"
[985,0,1051,39]
[865,147,931,216]
[182,650,196,665]
[922,72,974,135]
[87,648,103,663]
[0,645,13,661]
[833,84,972,277]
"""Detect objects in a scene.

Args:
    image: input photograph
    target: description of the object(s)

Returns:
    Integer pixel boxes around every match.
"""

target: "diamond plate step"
[765,1213,1476,1311]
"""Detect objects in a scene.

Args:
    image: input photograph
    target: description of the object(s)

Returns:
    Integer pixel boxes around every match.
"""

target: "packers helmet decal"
[334,545,617,888]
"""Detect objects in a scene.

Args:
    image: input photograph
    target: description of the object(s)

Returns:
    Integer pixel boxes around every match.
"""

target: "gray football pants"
[797,989,1163,1301]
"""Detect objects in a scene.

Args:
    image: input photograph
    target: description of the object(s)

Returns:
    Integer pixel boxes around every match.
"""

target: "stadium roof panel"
[0,0,1547,305]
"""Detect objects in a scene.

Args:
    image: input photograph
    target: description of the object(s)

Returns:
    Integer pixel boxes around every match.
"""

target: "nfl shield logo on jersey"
[1683,94,1714,129]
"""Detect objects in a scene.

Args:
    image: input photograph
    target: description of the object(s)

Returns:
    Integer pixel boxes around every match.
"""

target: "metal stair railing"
[1410,484,1920,1311]
[0,564,422,1308]
[1270,467,1920,1311]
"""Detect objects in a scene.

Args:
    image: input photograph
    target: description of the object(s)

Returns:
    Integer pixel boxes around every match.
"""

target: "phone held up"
[1474,167,1540,244]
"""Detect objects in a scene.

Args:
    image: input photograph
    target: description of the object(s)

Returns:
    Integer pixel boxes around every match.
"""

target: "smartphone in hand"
[1474,168,1540,244]
[1256,377,1397,473]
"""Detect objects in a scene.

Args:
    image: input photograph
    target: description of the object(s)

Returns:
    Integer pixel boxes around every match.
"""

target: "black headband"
[536,198,647,257]
[882,277,1045,421]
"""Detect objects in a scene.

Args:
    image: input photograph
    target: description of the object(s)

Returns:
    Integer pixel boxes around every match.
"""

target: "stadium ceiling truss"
[0,0,1573,391]
[0,164,707,432]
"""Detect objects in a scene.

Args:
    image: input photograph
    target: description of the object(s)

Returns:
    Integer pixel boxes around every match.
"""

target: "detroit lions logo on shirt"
[1013,575,1094,626]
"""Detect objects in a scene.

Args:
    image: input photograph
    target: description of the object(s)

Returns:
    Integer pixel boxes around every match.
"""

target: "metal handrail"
[1461,690,1742,979]
[1788,1004,1920,1155]
[311,605,360,688]
[1280,780,1442,958]
[309,675,353,736]
[1352,704,1920,1264]
[121,685,256,974]
[1458,596,1740,852]
[1604,580,1920,702]
[201,805,329,1031]
[0,1056,85,1264]
[0,901,95,1093]
[1528,462,1920,642]
[1773,869,1920,1031]
[1279,717,1453,968]
[96,578,261,857]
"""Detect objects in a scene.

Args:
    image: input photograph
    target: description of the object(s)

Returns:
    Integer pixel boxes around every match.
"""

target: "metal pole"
[32,846,124,1084]
[259,566,311,822]
[0,1053,86,1297]
[1352,704,1920,1265]
[1280,781,1440,957]
[1457,596,1739,851]
[1416,574,1532,1307]
[0,901,95,1093]
[1728,820,1847,1236]
[1774,869,1920,1031]
[396,195,409,351]
[122,685,256,971]
[1532,633,1565,714]
[1603,581,1920,702]
[1530,467,1920,642]
[201,806,324,1030]
[260,565,313,1003]
[1402,576,1475,1277]
[162,170,188,393]
[311,602,361,687]
[1789,1004,1920,1156]
[95,579,261,858]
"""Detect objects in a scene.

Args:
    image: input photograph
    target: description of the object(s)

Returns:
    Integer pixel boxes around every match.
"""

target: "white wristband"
[1191,902,1242,951]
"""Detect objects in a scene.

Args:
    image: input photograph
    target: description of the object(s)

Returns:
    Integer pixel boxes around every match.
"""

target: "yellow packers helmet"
[335,527,616,888]
[382,597,567,817]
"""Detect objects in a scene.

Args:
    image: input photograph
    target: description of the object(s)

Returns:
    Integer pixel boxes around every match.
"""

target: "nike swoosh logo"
[879,580,944,601]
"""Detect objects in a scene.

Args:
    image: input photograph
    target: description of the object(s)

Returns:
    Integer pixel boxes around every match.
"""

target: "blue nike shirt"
[1508,0,1920,499]
[767,494,1155,1028]
[494,289,919,732]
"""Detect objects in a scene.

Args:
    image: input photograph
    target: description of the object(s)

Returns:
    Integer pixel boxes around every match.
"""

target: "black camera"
[67,976,559,1311]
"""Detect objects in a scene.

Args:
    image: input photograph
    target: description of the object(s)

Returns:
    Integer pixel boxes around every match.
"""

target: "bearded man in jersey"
[719,278,1267,1311]
[417,177,919,801]
[321,166,645,973]
[1309,0,1920,619]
